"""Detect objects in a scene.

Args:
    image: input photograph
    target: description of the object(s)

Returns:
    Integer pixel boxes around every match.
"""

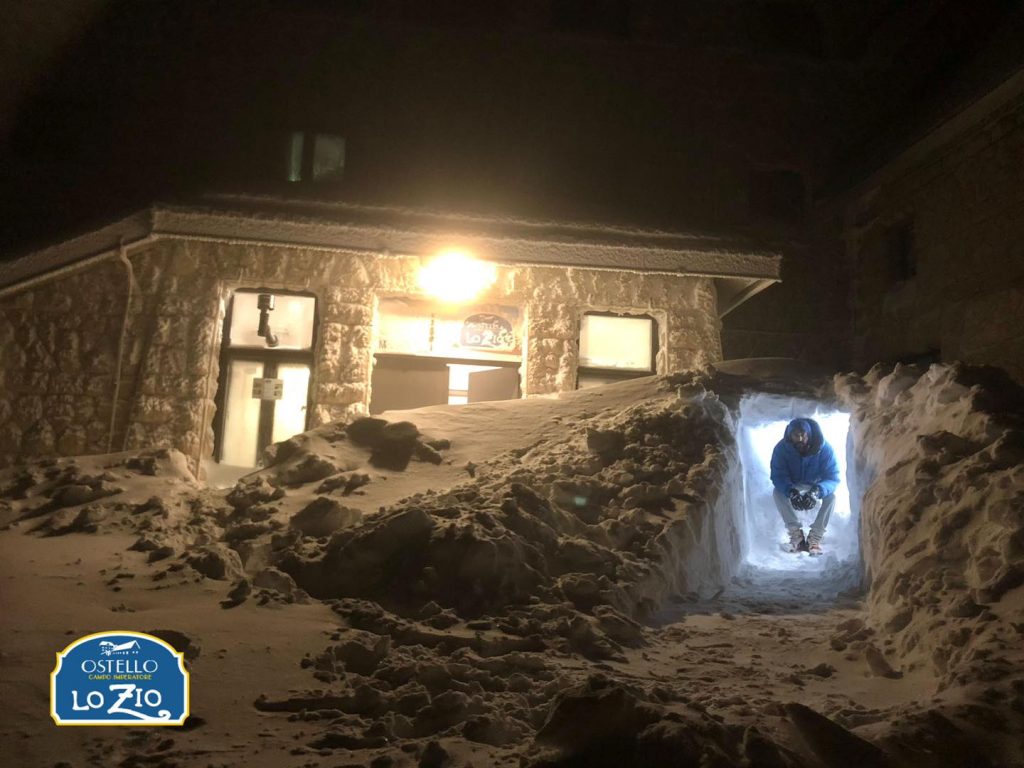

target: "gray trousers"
[773,487,835,539]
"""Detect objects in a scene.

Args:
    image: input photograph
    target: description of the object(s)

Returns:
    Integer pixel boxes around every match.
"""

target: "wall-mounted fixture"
[418,249,497,303]
[256,293,279,347]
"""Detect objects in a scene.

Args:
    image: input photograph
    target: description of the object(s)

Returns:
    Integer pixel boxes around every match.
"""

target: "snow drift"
[255,371,744,624]
[1,360,1023,767]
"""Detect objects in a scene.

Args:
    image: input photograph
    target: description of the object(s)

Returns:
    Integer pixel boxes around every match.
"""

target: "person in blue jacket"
[770,418,840,555]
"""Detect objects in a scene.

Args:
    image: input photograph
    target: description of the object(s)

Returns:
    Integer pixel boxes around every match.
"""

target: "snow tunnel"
[734,394,857,572]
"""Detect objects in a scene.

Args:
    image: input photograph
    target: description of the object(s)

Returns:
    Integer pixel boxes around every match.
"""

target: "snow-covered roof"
[0,198,781,308]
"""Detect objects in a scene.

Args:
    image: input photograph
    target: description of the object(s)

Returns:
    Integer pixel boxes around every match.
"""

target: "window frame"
[576,310,659,389]
[213,288,319,464]
[286,130,346,185]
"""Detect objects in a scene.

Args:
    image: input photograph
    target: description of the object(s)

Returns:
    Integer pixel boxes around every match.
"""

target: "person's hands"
[809,484,823,500]
[788,488,802,506]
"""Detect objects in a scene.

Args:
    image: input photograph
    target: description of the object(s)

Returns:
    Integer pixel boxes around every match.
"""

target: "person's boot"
[807,531,823,556]
[788,528,807,553]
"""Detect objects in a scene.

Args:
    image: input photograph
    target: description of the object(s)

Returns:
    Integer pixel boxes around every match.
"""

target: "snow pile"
[254,373,742,624]
[0,447,197,534]
[3,361,1024,767]
[836,362,1024,759]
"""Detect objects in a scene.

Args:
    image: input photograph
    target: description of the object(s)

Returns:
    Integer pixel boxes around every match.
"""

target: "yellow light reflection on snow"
[418,250,497,303]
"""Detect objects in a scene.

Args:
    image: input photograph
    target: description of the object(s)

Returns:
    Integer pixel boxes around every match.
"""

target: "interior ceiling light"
[418,249,496,303]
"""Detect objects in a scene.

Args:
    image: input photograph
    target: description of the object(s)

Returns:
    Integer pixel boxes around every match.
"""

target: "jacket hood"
[784,417,824,454]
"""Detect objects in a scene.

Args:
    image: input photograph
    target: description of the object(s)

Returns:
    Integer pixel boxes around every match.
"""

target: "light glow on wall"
[418,250,497,303]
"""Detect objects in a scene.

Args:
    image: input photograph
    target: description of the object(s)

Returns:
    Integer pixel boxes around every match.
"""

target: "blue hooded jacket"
[770,418,840,496]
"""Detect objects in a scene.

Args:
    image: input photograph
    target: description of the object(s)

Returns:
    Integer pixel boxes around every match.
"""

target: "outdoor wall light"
[256,293,279,347]
[418,249,497,303]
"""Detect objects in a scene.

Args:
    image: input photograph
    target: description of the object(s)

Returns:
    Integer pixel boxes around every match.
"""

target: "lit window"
[215,290,318,472]
[578,312,657,388]
[376,298,521,361]
[286,131,345,183]
[228,291,316,350]
[312,134,346,180]
[288,132,304,182]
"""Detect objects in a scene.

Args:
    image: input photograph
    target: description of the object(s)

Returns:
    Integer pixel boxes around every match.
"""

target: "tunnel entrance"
[735,394,859,572]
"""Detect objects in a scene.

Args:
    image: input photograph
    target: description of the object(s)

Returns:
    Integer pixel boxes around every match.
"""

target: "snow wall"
[270,385,747,619]
[832,362,1024,761]
[736,394,856,570]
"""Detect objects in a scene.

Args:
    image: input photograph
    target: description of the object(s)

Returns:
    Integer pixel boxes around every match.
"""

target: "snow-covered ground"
[1,360,1021,767]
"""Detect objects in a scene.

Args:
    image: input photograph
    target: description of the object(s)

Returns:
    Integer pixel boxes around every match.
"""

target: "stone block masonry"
[0,239,722,471]
[0,261,128,467]
[845,90,1024,384]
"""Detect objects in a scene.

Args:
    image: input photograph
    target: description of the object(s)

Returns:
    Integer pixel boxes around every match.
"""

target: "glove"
[798,493,816,510]
[788,488,802,507]
[809,484,823,500]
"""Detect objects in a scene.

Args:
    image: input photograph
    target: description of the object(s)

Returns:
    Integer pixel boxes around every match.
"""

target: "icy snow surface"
[1,360,1022,767]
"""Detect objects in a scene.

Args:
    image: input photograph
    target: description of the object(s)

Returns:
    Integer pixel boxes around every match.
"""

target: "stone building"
[3,2,1022,473]
[840,69,1024,382]
[0,199,778,475]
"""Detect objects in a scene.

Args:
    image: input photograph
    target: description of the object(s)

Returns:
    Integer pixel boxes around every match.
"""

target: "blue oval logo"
[51,631,190,725]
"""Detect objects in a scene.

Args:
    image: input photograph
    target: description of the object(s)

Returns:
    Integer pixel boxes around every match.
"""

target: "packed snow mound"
[836,362,1024,760]
[0,447,197,533]
[3,362,1024,767]
[247,372,742,625]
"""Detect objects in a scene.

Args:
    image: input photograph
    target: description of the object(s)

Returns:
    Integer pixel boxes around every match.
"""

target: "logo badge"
[51,631,190,725]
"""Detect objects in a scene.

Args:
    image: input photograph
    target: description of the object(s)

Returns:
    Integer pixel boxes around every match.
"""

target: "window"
[227,291,316,350]
[214,290,318,470]
[288,133,304,183]
[885,220,916,282]
[577,311,657,389]
[369,357,520,413]
[287,131,345,183]
[375,298,521,362]
[370,298,522,413]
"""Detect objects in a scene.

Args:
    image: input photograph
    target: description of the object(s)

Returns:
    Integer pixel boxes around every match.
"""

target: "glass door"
[221,359,264,467]
[271,363,311,444]
[213,290,317,472]
[219,359,311,469]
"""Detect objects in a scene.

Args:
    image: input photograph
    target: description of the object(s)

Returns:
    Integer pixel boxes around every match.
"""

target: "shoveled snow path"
[638,563,939,754]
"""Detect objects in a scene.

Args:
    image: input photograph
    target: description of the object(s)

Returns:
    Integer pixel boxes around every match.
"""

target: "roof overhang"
[0,200,781,317]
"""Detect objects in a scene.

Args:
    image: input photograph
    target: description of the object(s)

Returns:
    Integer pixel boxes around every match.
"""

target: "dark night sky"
[1,0,1021,256]
[0,0,109,151]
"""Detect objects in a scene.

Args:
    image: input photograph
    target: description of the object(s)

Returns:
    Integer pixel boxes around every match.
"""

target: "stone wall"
[509,266,720,396]
[115,241,224,468]
[0,260,128,468]
[372,256,720,403]
[0,239,722,470]
[844,92,1024,383]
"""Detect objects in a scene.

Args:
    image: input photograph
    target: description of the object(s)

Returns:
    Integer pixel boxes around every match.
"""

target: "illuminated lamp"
[418,249,497,303]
